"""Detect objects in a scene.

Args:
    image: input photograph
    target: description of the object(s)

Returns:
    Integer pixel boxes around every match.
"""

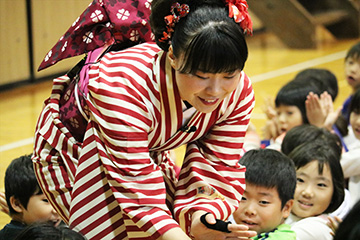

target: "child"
[14,222,86,240]
[342,42,360,122]
[340,88,360,206]
[0,154,61,240]
[262,79,322,150]
[232,148,297,239]
[286,141,345,240]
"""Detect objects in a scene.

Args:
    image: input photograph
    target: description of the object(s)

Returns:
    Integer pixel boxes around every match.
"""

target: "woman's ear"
[167,45,177,69]
[10,196,24,213]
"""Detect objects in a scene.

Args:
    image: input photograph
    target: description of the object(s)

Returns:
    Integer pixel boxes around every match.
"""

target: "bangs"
[177,24,247,74]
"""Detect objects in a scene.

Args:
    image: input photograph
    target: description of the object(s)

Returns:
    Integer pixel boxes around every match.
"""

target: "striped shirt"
[33,42,255,240]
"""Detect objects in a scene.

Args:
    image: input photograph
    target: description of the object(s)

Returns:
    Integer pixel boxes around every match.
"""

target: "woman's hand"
[191,211,257,240]
[0,191,9,215]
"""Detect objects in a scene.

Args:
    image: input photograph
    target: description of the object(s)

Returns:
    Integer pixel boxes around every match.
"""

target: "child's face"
[276,105,303,134]
[292,161,333,218]
[350,110,360,140]
[21,193,61,226]
[345,56,360,90]
[233,183,293,234]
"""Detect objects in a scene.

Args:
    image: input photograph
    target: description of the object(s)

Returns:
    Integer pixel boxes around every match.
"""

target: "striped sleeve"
[77,43,181,238]
[174,73,255,234]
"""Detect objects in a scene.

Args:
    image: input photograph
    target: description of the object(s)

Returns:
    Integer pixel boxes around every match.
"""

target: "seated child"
[341,88,360,206]
[286,141,345,240]
[14,222,85,240]
[232,148,297,239]
[0,154,61,240]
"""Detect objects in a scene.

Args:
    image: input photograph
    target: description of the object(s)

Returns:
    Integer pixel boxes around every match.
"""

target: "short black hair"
[281,124,342,157]
[14,222,86,240]
[5,154,42,215]
[288,141,345,213]
[239,149,296,208]
[294,68,338,101]
[349,88,360,114]
[345,42,360,61]
[275,80,322,124]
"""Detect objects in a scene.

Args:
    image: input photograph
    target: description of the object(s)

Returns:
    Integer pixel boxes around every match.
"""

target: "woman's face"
[168,49,241,113]
[292,160,334,218]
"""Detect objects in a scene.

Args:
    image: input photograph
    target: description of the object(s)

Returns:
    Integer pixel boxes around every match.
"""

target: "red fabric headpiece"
[224,0,253,35]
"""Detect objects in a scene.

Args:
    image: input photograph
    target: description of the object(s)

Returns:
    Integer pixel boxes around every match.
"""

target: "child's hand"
[0,191,9,215]
[261,96,276,120]
[306,92,327,127]
[262,118,280,140]
[327,215,342,236]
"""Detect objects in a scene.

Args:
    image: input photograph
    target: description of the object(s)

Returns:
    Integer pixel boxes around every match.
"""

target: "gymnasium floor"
[0,32,358,228]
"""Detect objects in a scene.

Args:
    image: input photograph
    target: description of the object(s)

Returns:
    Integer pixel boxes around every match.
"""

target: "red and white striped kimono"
[33,42,255,240]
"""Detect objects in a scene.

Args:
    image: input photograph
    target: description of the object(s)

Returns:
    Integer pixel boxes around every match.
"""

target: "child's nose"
[244,203,257,216]
[301,186,314,198]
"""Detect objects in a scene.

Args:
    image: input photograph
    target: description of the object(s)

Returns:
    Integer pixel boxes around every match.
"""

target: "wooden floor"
[0,32,358,227]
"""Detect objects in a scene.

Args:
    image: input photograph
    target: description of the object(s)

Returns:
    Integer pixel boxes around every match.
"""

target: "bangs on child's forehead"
[346,42,360,60]
[177,26,248,74]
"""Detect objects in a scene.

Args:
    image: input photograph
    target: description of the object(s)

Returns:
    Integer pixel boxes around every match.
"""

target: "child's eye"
[42,198,49,203]
[259,200,270,205]
[317,183,327,187]
[297,177,304,183]
[241,196,247,201]
[287,111,293,115]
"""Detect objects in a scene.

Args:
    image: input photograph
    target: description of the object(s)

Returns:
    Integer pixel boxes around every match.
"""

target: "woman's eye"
[194,74,208,79]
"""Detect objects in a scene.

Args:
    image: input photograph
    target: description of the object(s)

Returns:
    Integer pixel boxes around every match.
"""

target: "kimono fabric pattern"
[32,42,255,240]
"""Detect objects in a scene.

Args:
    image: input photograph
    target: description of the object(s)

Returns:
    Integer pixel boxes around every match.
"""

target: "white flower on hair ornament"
[224,0,253,35]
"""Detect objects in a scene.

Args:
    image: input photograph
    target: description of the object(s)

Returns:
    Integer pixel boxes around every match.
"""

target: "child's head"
[150,0,249,74]
[233,149,296,234]
[5,154,61,225]
[349,88,360,140]
[281,124,342,157]
[14,222,86,240]
[294,68,338,101]
[288,141,345,218]
[345,42,360,91]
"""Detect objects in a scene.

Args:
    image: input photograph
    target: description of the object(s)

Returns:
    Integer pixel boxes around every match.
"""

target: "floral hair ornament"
[224,0,253,35]
[159,2,190,42]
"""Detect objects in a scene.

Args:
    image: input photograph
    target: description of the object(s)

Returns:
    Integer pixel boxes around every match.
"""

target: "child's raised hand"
[261,96,276,120]
[306,92,327,127]
[262,118,281,140]
[0,191,9,215]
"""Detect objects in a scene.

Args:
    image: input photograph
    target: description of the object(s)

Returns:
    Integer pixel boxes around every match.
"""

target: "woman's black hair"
[275,80,322,124]
[281,124,342,158]
[294,68,338,101]
[150,0,248,74]
[288,141,345,214]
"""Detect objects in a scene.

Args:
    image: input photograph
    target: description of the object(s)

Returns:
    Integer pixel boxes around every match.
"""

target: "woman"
[32,0,255,239]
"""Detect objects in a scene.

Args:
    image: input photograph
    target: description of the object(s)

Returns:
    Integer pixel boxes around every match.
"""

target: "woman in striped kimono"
[32,0,256,239]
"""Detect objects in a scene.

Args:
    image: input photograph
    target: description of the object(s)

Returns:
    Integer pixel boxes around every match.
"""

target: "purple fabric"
[38,0,153,71]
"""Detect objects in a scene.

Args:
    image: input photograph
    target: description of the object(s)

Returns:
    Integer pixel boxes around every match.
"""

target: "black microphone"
[181,125,197,133]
